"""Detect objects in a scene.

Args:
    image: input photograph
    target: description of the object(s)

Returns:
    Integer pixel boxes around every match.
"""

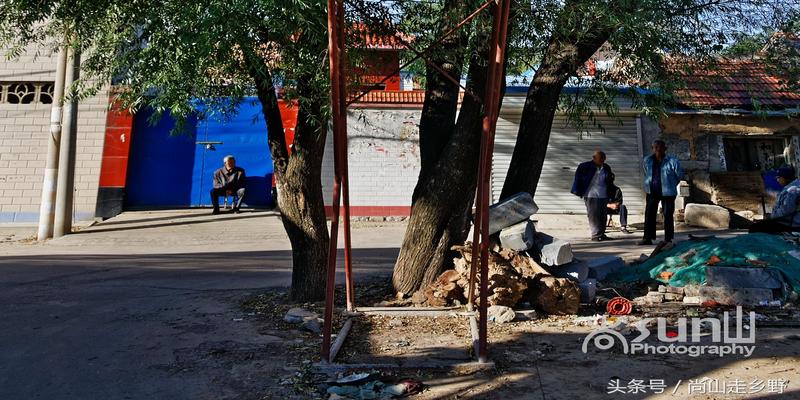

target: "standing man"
[571,150,615,241]
[211,155,246,214]
[639,140,683,245]
[749,166,800,233]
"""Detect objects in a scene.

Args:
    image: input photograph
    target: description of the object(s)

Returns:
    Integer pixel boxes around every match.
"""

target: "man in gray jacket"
[211,155,246,214]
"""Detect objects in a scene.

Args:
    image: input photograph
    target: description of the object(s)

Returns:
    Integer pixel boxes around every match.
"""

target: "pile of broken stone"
[410,192,626,317]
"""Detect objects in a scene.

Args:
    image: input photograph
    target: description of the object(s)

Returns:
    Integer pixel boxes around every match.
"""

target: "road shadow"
[74,211,279,235]
[95,209,279,227]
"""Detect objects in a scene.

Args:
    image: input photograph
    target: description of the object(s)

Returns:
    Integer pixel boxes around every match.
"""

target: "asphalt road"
[0,209,739,399]
[0,210,401,399]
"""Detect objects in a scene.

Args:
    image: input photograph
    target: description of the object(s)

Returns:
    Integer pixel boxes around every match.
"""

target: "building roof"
[351,24,410,50]
[671,59,800,110]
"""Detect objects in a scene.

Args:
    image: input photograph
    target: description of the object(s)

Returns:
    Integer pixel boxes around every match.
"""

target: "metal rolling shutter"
[492,100,644,214]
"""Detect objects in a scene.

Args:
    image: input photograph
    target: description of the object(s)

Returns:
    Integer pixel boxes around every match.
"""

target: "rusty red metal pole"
[476,0,512,363]
[336,0,355,312]
[322,0,345,363]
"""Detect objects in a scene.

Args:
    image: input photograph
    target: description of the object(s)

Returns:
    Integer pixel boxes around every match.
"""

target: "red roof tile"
[671,59,800,109]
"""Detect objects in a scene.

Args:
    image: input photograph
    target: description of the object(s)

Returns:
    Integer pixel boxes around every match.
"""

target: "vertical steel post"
[337,0,355,312]
[54,46,80,238]
[322,0,346,362]
[37,46,68,240]
[475,0,512,363]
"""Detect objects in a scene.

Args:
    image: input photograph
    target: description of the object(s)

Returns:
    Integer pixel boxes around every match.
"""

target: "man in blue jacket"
[640,140,683,245]
[571,150,615,241]
[749,166,800,233]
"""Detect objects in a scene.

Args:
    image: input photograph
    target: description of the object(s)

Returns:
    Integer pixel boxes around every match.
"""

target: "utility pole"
[53,46,80,238]
[37,46,68,241]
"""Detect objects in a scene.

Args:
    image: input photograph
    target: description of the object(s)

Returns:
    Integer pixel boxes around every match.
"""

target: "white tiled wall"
[0,45,109,223]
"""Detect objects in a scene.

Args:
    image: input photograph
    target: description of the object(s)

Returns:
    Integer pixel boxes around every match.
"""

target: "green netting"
[607,233,800,291]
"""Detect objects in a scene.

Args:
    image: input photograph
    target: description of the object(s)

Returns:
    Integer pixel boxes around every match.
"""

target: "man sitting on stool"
[749,165,800,233]
[607,174,631,234]
[211,155,246,214]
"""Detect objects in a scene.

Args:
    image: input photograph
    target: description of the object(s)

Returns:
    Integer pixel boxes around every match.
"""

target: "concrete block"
[664,292,684,302]
[684,203,730,229]
[488,192,539,234]
[535,233,574,267]
[550,261,588,282]
[683,285,701,297]
[499,220,535,251]
[666,286,685,295]
[698,286,775,306]
[683,296,701,305]
[586,255,625,280]
[634,293,664,305]
[578,278,597,303]
[705,267,783,289]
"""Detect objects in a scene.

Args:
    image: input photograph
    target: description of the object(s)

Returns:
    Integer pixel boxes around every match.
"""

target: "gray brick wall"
[0,45,109,223]
[321,108,422,210]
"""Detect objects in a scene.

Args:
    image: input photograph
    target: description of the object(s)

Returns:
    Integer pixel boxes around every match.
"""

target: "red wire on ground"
[607,297,633,315]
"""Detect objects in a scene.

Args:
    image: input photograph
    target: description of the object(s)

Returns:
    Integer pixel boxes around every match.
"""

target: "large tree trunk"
[500,27,614,199]
[412,0,468,202]
[252,66,330,302]
[279,99,330,302]
[393,8,496,293]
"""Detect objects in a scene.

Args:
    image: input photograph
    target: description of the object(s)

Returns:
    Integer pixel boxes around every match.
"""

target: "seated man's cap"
[777,165,796,180]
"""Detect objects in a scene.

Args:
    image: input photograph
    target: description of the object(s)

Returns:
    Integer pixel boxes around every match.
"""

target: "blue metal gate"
[126,99,274,208]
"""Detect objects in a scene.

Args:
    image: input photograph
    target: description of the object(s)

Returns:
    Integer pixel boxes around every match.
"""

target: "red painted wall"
[358,50,401,91]
[97,99,134,188]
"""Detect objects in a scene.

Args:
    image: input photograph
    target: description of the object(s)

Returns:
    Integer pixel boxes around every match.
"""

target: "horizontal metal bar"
[314,360,496,373]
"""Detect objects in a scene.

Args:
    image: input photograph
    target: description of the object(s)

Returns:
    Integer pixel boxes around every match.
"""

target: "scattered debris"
[487,305,516,323]
[412,239,582,314]
[514,309,538,321]
[412,246,528,308]
[336,372,372,385]
[514,255,581,314]
[327,378,423,399]
[301,318,322,334]
[284,308,318,324]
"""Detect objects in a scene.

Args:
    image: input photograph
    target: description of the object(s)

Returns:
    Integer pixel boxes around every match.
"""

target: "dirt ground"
[1,211,793,399]
[240,280,800,400]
